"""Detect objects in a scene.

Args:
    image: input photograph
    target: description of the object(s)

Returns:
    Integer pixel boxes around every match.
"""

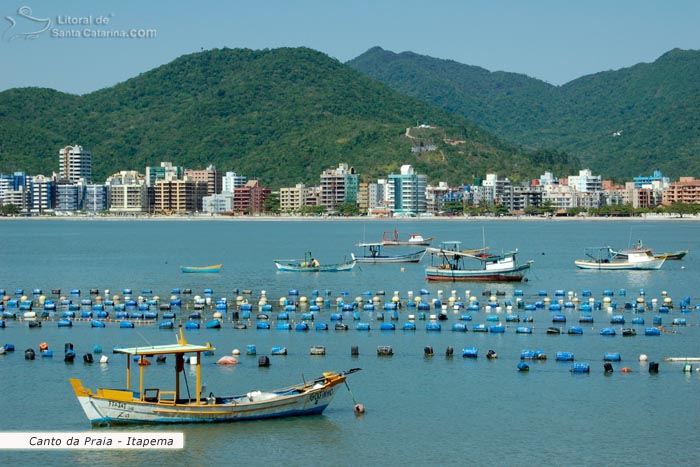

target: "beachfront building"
[59,145,92,184]
[502,184,544,213]
[85,184,109,213]
[152,178,208,214]
[602,181,632,207]
[279,183,307,213]
[202,193,234,214]
[29,174,55,214]
[634,170,669,189]
[107,171,148,215]
[662,177,700,205]
[568,169,602,193]
[319,163,358,210]
[386,165,427,216]
[471,173,511,208]
[222,171,247,193]
[145,162,183,187]
[55,179,82,213]
[542,183,576,211]
[232,179,270,214]
[185,165,221,196]
[0,172,30,212]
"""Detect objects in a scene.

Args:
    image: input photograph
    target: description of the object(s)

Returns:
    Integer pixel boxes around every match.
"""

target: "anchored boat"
[180,264,223,273]
[352,243,426,264]
[425,241,533,282]
[274,252,355,272]
[70,326,360,425]
[574,247,665,270]
[381,229,433,247]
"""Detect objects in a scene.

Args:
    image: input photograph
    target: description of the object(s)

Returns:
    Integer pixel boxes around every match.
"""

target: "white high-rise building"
[59,145,92,183]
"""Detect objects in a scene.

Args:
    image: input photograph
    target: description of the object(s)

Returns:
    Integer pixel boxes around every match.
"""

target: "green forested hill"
[0,47,578,187]
[347,47,700,180]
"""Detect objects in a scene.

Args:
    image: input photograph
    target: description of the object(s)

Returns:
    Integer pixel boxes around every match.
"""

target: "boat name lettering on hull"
[309,388,334,405]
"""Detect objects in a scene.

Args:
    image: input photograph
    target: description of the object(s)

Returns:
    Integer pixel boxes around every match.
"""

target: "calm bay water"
[1,218,700,466]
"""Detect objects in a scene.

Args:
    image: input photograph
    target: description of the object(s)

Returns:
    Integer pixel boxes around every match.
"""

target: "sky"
[1,0,699,95]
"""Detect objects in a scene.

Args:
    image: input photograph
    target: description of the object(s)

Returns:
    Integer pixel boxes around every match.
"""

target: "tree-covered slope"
[348,47,700,180]
[0,47,578,187]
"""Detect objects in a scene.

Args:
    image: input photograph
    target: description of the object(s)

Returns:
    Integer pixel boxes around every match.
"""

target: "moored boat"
[180,264,223,273]
[352,243,426,264]
[382,229,433,247]
[574,247,665,270]
[425,241,533,282]
[274,252,355,272]
[70,326,360,425]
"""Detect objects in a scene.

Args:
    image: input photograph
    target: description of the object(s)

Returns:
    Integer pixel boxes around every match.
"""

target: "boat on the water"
[180,264,223,273]
[352,243,426,264]
[70,326,360,425]
[574,247,665,270]
[425,241,533,282]
[274,252,355,272]
[382,229,433,247]
[610,241,688,261]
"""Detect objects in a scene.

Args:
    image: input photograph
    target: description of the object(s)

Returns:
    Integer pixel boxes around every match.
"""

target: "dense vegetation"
[0,47,578,188]
[347,47,700,181]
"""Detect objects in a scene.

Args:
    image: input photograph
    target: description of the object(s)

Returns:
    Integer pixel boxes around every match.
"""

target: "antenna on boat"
[135,330,153,347]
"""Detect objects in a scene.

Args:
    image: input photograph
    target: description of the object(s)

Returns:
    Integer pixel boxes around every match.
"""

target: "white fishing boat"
[352,243,426,263]
[70,326,360,425]
[425,241,533,282]
[574,246,665,270]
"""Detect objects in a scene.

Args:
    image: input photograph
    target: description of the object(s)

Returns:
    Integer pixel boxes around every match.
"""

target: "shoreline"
[1,213,699,222]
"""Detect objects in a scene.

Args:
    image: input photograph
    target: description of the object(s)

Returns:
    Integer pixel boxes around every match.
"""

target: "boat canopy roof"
[357,242,384,247]
[114,342,215,356]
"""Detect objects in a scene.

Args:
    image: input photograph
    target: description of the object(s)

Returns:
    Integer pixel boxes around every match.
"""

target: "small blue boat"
[472,324,488,332]
[356,322,370,331]
[315,322,328,331]
[57,318,73,327]
[205,319,221,329]
[517,362,530,371]
[184,321,200,329]
[451,323,468,332]
[159,320,174,329]
[402,322,416,331]
[120,321,135,329]
[600,328,616,336]
[489,324,505,333]
[516,326,532,334]
[426,322,441,331]
[90,320,106,328]
[462,347,478,358]
[645,327,661,336]
[295,322,309,331]
[567,326,583,335]
[380,322,395,331]
[276,323,291,330]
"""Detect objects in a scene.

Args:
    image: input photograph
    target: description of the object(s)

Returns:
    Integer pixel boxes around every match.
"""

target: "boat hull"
[181,264,222,273]
[274,260,355,272]
[425,262,532,282]
[70,372,348,425]
[574,258,665,270]
[352,250,426,264]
